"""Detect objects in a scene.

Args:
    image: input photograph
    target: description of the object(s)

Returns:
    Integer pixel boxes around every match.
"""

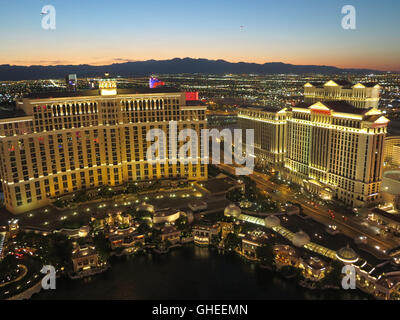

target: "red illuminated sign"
[185,92,199,101]
[311,109,331,115]
[372,123,388,128]
[153,81,165,88]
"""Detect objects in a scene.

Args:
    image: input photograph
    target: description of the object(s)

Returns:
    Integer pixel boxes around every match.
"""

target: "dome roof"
[292,230,310,247]
[224,204,241,218]
[264,215,280,228]
[336,245,359,263]
[136,202,155,213]
[78,226,90,238]
[307,257,325,270]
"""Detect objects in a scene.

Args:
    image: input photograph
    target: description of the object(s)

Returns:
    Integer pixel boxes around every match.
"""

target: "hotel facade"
[304,80,381,109]
[384,136,400,166]
[0,80,207,214]
[237,106,286,167]
[238,80,389,207]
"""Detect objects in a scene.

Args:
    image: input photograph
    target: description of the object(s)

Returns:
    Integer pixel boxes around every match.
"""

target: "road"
[217,162,400,251]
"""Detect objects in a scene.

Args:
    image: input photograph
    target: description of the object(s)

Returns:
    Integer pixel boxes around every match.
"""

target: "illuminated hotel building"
[237,106,287,167]
[0,79,207,214]
[304,80,381,109]
[384,136,400,166]
[238,80,389,207]
[284,101,388,207]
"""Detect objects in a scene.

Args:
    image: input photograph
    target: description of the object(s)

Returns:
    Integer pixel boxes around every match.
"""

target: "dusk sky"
[0,0,399,70]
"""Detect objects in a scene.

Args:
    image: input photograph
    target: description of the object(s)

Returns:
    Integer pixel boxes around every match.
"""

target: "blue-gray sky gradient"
[0,0,399,70]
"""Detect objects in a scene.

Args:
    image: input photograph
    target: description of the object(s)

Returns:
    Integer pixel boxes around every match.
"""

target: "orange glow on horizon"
[1,55,399,72]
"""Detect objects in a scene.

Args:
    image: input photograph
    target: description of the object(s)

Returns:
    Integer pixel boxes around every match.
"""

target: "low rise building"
[353,257,400,300]
[219,221,234,240]
[273,244,327,281]
[107,226,145,254]
[153,208,181,224]
[160,225,180,244]
[368,208,400,233]
[71,242,100,274]
[136,202,155,214]
[274,244,301,268]
[193,223,220,246]
[302,256,327,281]
[241,230,269,260]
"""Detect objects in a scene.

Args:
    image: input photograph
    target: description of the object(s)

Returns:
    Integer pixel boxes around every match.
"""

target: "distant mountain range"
[0,58,382,81]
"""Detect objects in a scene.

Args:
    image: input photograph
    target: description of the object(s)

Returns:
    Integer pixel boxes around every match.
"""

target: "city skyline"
[0,0,400,71]
[0,70,400,300]
[1,0,400,303]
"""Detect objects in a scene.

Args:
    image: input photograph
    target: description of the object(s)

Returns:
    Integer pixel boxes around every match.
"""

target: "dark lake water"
[32,246,369,300]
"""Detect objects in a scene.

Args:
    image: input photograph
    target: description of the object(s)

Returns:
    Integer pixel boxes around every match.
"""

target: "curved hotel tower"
[238,80,389,208]
[0,79,207,214]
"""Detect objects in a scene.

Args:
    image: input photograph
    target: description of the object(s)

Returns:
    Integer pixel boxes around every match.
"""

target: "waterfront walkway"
[238,213,337,260]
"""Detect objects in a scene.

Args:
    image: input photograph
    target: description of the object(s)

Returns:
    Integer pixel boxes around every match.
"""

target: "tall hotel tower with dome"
[0,78,207,214]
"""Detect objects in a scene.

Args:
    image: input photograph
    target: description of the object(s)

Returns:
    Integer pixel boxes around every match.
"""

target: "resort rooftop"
[306,80,378,89]
[293,101,372,115]
[22,87,181,100]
